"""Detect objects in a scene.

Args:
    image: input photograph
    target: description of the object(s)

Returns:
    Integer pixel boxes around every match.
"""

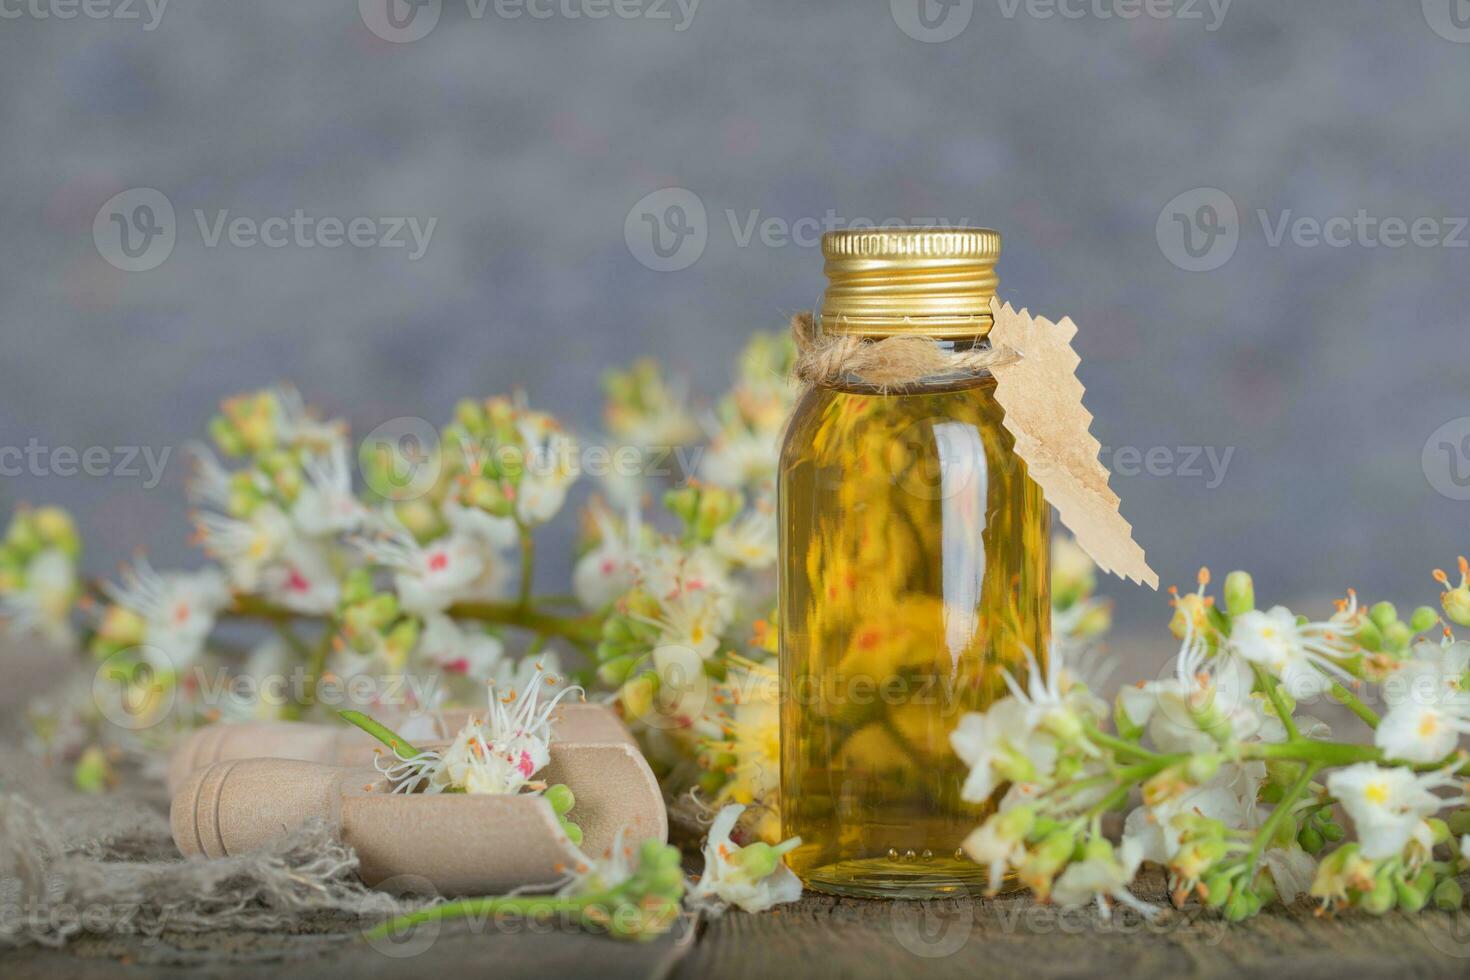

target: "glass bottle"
[778,228,1050,898]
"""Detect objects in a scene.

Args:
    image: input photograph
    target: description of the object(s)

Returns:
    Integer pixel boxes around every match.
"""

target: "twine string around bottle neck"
[789,312,1022,392]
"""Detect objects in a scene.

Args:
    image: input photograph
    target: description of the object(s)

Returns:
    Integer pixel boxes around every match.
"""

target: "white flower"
[442,500,519,550]
[1263,845,1318,904]
[638,544,736,622]
[379,665,581,796]
[259,540,340,615]
[0,547,78,647]
[952,646,1106,805]
[353,514,488,615]
[1227,603,1356,700]
[291,441,368,537]
[514,417,579,526]
[1118,622,1259,754]
[699,428,778,490]
[194,504,294,591]
[270,384,346,450]
[1375,642,1470,763]
[1051,838,1155,918]
[1327,763,1462,860]
[711,505,776,570]
[688,804,802,915]
[558,828,636,897]
[960,808,1031,889]
[417,613,505,681]
[950,699,1058,804]
[103,560,230,668]
[572,507,644,609]
[1123,764,1263,865]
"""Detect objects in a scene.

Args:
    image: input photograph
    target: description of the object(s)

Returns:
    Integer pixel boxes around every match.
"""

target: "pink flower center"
[428,552,449,572]
[517,750,535,777]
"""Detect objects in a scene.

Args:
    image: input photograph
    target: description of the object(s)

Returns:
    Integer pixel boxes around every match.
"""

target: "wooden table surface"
[6,649,1470,979]
[10,874,1470,979]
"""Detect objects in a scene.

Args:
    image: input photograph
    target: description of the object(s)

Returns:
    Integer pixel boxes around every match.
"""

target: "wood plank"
[677,875,1470,980]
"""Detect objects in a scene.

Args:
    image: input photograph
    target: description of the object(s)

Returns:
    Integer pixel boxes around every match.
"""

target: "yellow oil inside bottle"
[778,374,1049,898]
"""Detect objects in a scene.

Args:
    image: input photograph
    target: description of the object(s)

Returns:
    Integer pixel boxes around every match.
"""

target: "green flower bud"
[365,593,401,629]
[1381,621,1411,653]
[1395,878,1428,913]
[341,568,375,605]
[1354,618,1383,653]
[1361,875,1396,915]
[73,745,110,795]
[33,507,80,558]
[1447,808,1470,838]
[5,514,41,555]
[560,819,584,847]
[383,619,420,666]
[597,653,643,687]
[1437,560,1470,629]
[209,415,248,457]
[1224,887,1258,921]
[1113,694,1144,741]
[621,673,658,721]
[1434,878,1464,911]
[1428,817,1451,845]
[1369,601,1398,630]
[1298,825,1324,855]
[1186,753,1221,784]
[1224,571,1255,616]
[1410,605,1441,634]
[1202,871,1234,909]
[730,842,781,879]
[1320,820,1345,842]
[545,783,576,817]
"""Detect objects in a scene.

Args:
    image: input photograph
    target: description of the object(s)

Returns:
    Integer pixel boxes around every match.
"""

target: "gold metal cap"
[818,227,1001,337]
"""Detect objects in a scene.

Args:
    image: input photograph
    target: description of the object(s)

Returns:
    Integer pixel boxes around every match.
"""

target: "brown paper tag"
[988,297,1158,589]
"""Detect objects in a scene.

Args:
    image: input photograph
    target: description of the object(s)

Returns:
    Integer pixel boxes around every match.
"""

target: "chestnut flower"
[687,804,802,915]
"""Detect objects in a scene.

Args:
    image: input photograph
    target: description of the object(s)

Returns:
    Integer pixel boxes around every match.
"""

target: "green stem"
[1253,664,1299,741]
[449,600,604,645]
[1241,740,1381,767]
[363,895,585,940]
[300,628,333,712]
[227,595,605,646]
[339,710,422,759]
[1326,679,1380,729]
[1243,763,1318,875]
[1083,721,1162,762]
[517,524,535,610]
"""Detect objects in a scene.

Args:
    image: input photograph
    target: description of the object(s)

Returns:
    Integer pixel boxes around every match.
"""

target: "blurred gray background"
[2,0,1468,663]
